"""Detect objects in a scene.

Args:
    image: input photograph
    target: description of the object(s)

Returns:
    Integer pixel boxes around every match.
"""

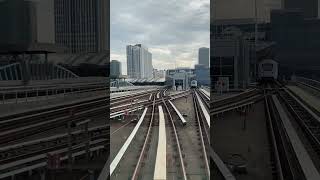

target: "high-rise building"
[199,47,210,67]
[110,60,121,77]
[54,0,108,53]
[127,44,153,79]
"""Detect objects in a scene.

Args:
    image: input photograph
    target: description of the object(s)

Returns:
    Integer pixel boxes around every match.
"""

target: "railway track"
[0,125,108,165]
[161,97,187,180]
[213,89,261,108]
[264,94,300,180]
[262,81,320,180]
[196,88,210,108]
[0,97,107,145]
[192,90,210,178]
[131,93,157,180]
[0,139,108,179]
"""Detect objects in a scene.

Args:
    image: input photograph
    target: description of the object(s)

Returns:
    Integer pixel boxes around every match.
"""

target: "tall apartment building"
[54,0,108,53]
[127,44,153,79]
[199,47,210,67]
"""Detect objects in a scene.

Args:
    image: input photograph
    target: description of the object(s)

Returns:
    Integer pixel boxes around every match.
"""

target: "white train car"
[190,80,198,88]
[258,59,278,81]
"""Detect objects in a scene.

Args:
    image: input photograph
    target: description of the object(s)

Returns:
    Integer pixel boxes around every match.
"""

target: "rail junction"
[106,87,211,180]
[212,77,320,180]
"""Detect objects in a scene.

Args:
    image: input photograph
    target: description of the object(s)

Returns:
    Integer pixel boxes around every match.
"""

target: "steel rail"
[131,92,156,179]
[161,98,187,180]
[192,91,210,178]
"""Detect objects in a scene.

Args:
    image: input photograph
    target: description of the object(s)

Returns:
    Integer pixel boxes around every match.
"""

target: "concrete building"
[110,60,121,77]
[126,44,153,79]
[199,47,209,67]
[195,64,210,86]
[212,28,252,90]
[153,69,165,79]
[271,9,320,79]
[54,0,108,53]
[165,68,195,90]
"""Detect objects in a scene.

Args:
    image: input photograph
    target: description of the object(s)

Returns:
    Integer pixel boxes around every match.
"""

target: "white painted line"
[195,91,210,127]
[149,93,152,100]
[154,105,166,180]
[168,100,187,124]
[110,108,148,175]
[156,92,160,99]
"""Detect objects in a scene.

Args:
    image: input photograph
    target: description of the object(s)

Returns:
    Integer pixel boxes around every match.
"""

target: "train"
[258,59,278,81]
[190,80,198,88]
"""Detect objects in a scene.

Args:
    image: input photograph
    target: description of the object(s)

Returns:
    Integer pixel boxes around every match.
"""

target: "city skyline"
[110,0,209,75]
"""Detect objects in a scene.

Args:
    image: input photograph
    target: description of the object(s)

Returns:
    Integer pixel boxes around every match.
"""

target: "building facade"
[54,0,108,53]
[195,64,210,86]
[212,28,252,90]
[271,9,320,79]
[126,44,152,79]
[165,68,195,90]
[110,60,121,77]
[153,69,165,79]
[199,47,210,67]
[0,0,37,46]
[284,0,318,18]
[214,0,282,22]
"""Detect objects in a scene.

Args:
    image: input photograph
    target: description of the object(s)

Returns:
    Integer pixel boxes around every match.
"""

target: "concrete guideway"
[200,88,210,98]
[110,107,148,175]
[195,91,210,127]
[168,100,187,125]
[153,105,166,180]
[272,95,320,180]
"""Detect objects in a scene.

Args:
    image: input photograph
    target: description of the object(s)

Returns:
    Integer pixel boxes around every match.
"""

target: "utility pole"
[254,0,258,81]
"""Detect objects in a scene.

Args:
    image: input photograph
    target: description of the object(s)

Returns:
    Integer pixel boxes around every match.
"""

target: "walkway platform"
[287,85,320,113]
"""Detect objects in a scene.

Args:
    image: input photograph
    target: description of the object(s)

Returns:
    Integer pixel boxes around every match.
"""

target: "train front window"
[262,64,273,71]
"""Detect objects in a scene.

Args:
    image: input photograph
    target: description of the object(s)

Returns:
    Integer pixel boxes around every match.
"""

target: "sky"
[111,0,210,75]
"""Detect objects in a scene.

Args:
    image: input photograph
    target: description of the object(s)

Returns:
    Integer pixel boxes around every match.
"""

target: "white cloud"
[111,0,209,74]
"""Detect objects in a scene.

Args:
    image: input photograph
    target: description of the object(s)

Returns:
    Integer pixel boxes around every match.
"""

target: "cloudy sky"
[111,0,209,75]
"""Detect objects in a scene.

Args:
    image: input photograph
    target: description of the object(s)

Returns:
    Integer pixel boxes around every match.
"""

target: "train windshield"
[262,63,273,71]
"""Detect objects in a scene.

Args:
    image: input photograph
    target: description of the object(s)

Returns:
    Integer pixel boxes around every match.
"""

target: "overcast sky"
[111,0,209,75]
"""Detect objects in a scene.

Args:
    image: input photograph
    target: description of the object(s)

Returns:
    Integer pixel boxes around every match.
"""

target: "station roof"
[127,78,165,83]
